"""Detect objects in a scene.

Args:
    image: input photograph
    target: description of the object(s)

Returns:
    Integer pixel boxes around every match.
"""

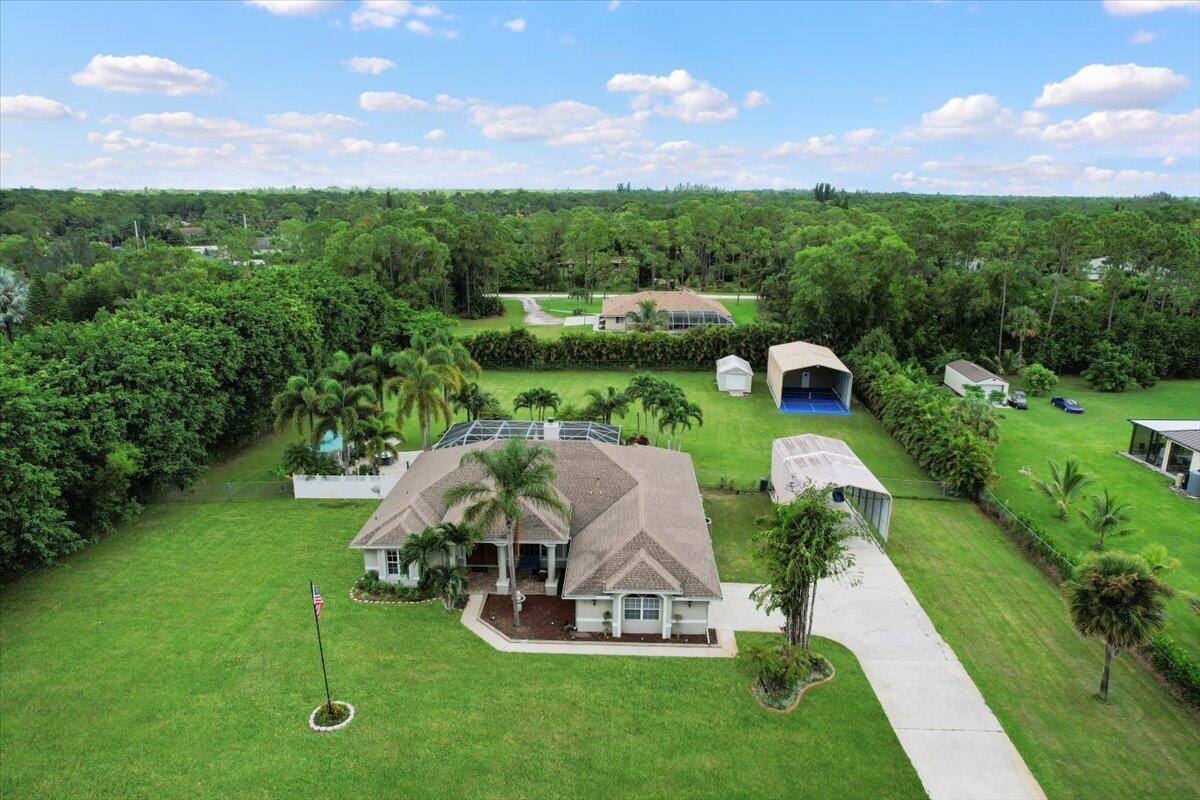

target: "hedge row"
[0,264,440,576]
[459,322,791,371]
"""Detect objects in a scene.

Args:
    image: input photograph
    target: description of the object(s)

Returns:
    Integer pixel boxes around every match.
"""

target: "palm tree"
[1078,490,1133,550]
[512,389,537,420]
[411,330,481,406]
[272,374,322,443]
[452,382,500,422]
[626,298,667,332]
[323,350,370,388]
[353,344,399,414]
[314,378,376,474]
[658,398,703,450]
[1068,551,1169,700]
[1028,459,1093,519]
[422,564,468,611]
[583,386,631,425]
[354,415,403,472]
[0,268,29,341]
[533,387,561,420]
[442,440,569,627]
[1005,305,1040,359]
[388,352,452,450]
[397,526,451,590]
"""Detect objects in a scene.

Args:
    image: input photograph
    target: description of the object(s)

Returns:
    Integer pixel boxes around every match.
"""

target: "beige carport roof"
[771,434,893,539]
[766,341,852,406]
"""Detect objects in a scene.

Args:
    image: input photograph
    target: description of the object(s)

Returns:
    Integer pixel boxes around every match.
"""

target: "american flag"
[311,584,324,619]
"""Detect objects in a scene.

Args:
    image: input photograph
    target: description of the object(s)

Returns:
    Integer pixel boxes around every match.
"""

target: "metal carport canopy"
[766,341,853,407]
[771,434,892,540]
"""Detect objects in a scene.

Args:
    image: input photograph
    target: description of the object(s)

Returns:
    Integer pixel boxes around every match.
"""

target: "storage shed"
[715,355,753,393]
[771,434,893,541]
[944,360,1008,399]
[766,341,853,414]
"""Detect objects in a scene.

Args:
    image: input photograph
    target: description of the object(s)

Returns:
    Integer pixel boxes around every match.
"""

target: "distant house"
[599,289,734,332]
[944,360,1008,399]
[186,244,222,257]
[1126,419,1200,479]
[715,355,753,394]
[178,225,204,238]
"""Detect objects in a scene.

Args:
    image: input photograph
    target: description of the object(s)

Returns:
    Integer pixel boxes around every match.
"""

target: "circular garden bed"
[752,657,835,713]
[309,700,355,732]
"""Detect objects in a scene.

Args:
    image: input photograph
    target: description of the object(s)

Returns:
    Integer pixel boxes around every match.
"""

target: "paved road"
[498,292,760,301]
[711,537,1045,800]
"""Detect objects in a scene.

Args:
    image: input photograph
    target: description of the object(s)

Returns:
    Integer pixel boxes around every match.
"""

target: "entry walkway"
[711,537,1045,800]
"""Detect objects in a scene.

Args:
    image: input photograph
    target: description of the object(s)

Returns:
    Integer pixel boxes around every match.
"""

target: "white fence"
[292,451,421,499]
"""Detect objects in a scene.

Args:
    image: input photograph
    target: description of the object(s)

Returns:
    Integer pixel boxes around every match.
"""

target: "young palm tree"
[442,440,569,627]
[422,564,468,611]
[397,526,451,589]
[354,415,403,472]
[1005,305,1040,358]
[323,350,370,388]
[1078,490,1133,550]
[583,386,631,425]
[512,389,537,420]
[315,378,377,474]
[1028,458,1093,519]
[626,298,667,332]
[533,387,561,420]
[1068,551,1169,700]
[657,398,703,450]
[388,352,452,450]
[272,374,322,443]
[353,344,399,414]
[452,382,500,422]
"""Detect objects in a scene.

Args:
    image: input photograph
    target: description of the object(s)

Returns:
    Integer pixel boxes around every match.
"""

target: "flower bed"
[752,658,835,713]
[309,701,355,732]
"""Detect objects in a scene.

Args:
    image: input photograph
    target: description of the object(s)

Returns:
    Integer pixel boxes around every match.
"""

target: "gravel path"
[515,295,562,326]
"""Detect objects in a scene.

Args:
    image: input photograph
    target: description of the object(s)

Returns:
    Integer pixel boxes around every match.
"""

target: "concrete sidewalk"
[712,538,1045,800]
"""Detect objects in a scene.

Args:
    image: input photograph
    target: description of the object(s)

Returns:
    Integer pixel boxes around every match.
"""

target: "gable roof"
[601,289,731,318]
[946,359,1005,384]
[768,340,851,376]
[605,549,682,593]
[716,354,753,374]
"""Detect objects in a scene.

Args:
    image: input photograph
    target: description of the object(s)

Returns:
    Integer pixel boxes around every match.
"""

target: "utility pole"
[242,213,248,230]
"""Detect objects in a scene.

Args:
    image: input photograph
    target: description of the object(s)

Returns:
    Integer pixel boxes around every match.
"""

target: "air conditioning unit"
[544,421,561,441]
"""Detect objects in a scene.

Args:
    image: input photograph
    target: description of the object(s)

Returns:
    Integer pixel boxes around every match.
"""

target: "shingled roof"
[348,440,721,600]
[601,289,731,318]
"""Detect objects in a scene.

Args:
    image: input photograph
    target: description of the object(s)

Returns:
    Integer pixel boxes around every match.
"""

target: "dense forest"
[2,186,1198,575]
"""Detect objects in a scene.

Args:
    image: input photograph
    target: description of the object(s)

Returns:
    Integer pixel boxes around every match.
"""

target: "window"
[623,595,661,621]
[385,550,399,576]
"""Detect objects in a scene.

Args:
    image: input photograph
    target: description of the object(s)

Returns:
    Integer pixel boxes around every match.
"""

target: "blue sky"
[1,0,1198,194]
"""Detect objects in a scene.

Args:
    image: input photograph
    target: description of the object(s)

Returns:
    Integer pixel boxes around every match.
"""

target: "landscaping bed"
[752,658,835,713]
[481,593,715,644]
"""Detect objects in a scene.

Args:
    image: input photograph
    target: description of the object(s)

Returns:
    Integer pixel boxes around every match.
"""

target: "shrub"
[1144,634,1200,708]
[1022,363,1057,396]
[466,295,504,319]
[1084,342,1138,392]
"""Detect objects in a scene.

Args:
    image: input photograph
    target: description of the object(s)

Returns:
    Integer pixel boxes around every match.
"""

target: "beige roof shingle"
[601,289,731,318]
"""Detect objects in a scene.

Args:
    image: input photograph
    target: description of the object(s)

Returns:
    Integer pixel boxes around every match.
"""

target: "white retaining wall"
[293,474,400,499]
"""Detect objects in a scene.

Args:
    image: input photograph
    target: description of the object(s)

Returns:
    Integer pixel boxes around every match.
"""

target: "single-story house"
[598,289,734,333]
[1126,419,1200,478]
[766,341,853,414]
[944,359,1008,399]
[348,434,722,638]
[715,354,753,394]
[770,434,893,541]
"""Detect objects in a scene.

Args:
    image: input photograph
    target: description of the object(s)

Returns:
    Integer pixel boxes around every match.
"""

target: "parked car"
[1050,396,1085,413]
[1007,390,1028,410]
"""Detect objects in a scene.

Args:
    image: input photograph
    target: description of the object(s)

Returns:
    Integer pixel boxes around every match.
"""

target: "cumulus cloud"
[332,137,485,163]
[1102,0,1199,15]
[265,111,359,130]
[245,0,336,14]
[766,130,913,171]
[128,111,326,150]
[902,94,1043,139]
[1,95,85,121]
[467,100,644,146]
[606,68,739,123]
[1129,29,1160,43]
[423,128,446,141]
[841,128,880,146]
[503,17,526,32]
[1034,63,1188,109]
[743,90,770,109]
[406,19,434,35]
[350,0,442,31]
[893,153,1185,195]
[343,56,396,74]
[359,91,465,111]
[71,54,218,95]
[1039,108,1200,155]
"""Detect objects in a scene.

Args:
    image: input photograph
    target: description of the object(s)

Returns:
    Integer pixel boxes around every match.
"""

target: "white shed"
[944,359,1008,399]
[771,434,893,541]
[715,355,753,393]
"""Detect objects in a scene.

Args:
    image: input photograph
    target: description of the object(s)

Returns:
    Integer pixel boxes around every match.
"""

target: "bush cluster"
[354,570,427,601]
[1022,363,1058,396]
[1084,341,1157,392]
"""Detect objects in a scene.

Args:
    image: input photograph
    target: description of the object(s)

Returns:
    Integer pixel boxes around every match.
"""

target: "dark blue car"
[1050,396,1085,413]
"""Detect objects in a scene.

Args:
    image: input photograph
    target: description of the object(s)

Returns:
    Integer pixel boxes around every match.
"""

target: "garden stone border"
[309,701,355,732]
[751,662,836,714]
[349,588,439,606]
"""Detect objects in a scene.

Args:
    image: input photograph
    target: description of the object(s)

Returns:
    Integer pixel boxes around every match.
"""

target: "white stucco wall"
[574,598,614,632]
[293,474,400,499]
[573,597,709,637]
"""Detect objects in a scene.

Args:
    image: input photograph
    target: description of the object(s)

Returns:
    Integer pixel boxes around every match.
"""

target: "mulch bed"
[481,593,715,644]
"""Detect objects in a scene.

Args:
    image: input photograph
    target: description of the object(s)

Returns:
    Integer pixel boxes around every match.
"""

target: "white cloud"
[265,111,359,130]
[766,131,913,171]
[350,1,442,31]
[1102,0,1199,15]
[893,153,1188,195]
[1034,63,1188,109]
[606,68,738,123]
[359,91,465,111]
[128,111,326,150]
[245,0,336,14]
[467,100,645,146]
[743,90,770,109]
[503,17,526,33]
[406,19,433,35]
[343,56,396,74]
[842,128,880,145]
[423,128,447,141]
[71,54,218,95]
[903,94,1043,139]
[0,95,85,121]
[607,0,621,10]
[332,137,485,163]
[1039,108,1200,155]
[1129,29,1160,43]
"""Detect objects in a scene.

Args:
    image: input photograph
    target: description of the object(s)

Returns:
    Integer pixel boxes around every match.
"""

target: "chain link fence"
[154,480,293,503]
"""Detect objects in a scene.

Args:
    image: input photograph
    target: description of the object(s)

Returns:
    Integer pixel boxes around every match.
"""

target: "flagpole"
[310,580,333,711]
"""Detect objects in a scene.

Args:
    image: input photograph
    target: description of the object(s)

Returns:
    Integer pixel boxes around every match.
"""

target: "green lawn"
[704,491,773,582]
[0,499,924,800]
[536,297,603,317]
[991,377,1200,655]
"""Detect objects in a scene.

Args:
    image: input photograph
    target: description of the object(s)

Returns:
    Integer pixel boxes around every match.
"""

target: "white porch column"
[544,545,558,594]
[1160,441,1173,472]
[661,595,672,639]
[612,594,623,637]
[495,543,510,594]
[406,560,419,586]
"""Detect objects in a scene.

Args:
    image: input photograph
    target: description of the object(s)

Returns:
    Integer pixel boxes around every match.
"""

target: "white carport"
[766,341,853,409]
[715,354,753,393]
[770,434,893,541]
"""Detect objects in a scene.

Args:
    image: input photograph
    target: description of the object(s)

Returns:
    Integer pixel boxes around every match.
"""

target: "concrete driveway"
[712,537,1045,800]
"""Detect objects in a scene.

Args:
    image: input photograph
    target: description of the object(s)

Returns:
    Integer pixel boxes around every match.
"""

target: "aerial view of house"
[944,359,1009,399]
[598,289,735,332]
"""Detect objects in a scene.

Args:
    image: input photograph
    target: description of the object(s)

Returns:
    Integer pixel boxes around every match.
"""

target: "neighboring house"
[767,340,853,414]
[347,429,722,638]
[178,225,204,238]
[598,289,734,332]
[1126,419,1200,479]
[186,244,222,257]
[715,354,753,394]
[771,434,893,541]
[944,359,1008,399]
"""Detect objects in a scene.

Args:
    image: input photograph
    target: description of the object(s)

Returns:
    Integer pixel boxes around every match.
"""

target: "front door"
[467,542,498,567]
[801,371,811,389]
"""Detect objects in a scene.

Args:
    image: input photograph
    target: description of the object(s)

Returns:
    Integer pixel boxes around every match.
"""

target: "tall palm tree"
[411,330,481,407]
[314,378,377,474]
[1078,490,1133,550]
[353,344,399,414]
[1068,551,1168,700]
[657,398,703,450]
[272,374,322,443]
[532,387,561,420]
[583,386,631,425]
[442,440,569,626]
[1028,459,1093,519]
[389,352,452,450]
[354,415,403,472]
[322,350,370,388]
[626,298,667,332]
[513,389,538,420]
[1005,305,1040,358]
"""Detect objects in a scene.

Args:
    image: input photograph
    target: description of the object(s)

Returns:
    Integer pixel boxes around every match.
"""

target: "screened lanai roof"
[433,419,622,449]
[666,309,734,327]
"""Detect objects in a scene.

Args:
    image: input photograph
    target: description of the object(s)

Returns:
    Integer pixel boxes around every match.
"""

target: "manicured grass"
[991,377,1200,654]
[536,297,603,317]
[721,298,759,325]
[448,298,527,335]
[704,491,773,582]
[0,499,924,800]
